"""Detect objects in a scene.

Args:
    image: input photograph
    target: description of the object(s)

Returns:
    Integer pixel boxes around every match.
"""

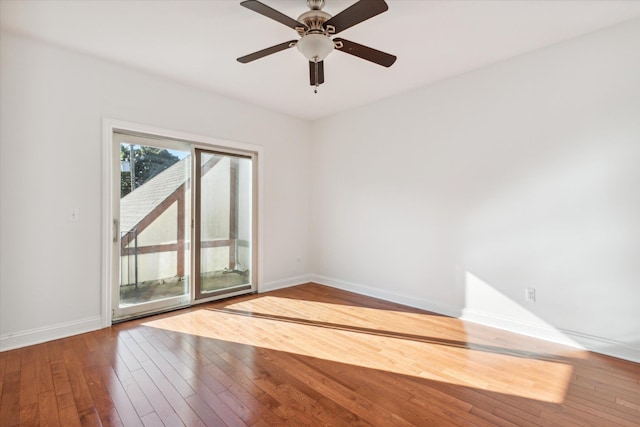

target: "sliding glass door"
[111,130,257,321]
[193,149,254,300]
[113,133,192,320]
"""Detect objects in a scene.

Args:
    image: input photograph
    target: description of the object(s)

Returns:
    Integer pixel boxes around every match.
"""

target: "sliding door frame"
[192,146,258,303]
[102,119,263,327]
[111,132,192,321]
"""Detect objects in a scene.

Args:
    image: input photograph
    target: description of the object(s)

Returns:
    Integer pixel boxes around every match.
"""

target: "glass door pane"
[194,149,253,299]
[114,134,191,320]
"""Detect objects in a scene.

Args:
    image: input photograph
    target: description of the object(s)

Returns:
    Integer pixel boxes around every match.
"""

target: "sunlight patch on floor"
[143,296,574,403]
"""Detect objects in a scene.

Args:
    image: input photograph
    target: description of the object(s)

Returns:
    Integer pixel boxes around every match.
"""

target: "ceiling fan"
[237,0,397,93]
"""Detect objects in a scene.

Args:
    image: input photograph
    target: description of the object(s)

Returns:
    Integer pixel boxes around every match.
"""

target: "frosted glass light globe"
[297,34,334,62]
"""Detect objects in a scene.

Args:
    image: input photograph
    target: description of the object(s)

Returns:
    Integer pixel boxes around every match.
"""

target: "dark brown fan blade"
[241,0,308,31]
[324,0,388,35]
[237,40,297,63]
[309,61,325,86]
[334,38,396,67]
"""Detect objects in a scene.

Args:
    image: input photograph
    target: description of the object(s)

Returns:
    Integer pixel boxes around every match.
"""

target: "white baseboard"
[310,274,462,318]
[259,274,314,293]
[311,275,640,364]
[461,308,584,348]
[4,279,638,364]
[462,308,640,363]
[0,274,313,352]
[557,330,640,364]
[0,316,103,352]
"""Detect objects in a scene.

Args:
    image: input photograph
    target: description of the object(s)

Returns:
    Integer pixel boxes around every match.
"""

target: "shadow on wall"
[456,134,640,362]
[461,269,640,362]
[462,271,585,348]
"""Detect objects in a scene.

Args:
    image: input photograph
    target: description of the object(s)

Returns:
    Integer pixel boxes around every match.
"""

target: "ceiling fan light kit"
[296,33,334,62]
[237,0,397,93]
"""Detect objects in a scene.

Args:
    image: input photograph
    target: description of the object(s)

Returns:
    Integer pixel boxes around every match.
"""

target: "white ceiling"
[2,0,640,120]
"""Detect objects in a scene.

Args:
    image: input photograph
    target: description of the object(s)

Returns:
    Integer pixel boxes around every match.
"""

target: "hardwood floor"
[1,283,639,426]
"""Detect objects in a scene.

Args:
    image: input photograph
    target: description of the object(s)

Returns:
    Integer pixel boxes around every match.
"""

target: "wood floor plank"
[595,378,640,403]
[18,402,39,427]
[137,339,196,399]
[1,283,639,426]
[201,357,279,425]
[18,348,38,425]
[38,389,61,427]
[561,394,640,426]
[110,355,154,419]
[65,360,96,415]
[99,365,144,427]
[0,369,5,415]
[77,407,104,427]
[50,356,83,426]
[35,345,55,397]
[138,359,204,426]
[82,364,123,427]
[57,404,83,427]
[219,350,358,427]
[119,333,150,367]
[113,337,142,374]
[468,406,521,427]
[184,393,228,426]
[567,381,640,420]
[139,411,163,427]
[235,348,366,426]
[187,375,250,427]
[130,367,184,426]
[0,350,21,427]
[144,332,198,382]
[259,348,415,426]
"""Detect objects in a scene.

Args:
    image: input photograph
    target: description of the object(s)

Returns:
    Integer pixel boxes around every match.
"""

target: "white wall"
[311,19,640,361]
[0,32,312,349]
[2,19,639,363]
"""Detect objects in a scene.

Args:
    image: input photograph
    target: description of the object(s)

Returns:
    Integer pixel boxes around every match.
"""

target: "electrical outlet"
[525,288,536,302]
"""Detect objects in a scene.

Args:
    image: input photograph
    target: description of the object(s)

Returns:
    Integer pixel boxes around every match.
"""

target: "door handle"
[113,219,119,242]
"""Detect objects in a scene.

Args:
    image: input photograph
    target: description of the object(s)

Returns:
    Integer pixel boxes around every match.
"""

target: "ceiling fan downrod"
[307,0,324,10]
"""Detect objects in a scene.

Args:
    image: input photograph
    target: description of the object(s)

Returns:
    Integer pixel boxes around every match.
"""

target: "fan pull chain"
[314,57,319,94]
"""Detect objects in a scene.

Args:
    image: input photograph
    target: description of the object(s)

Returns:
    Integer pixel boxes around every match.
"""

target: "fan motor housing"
[298,10,332,34]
